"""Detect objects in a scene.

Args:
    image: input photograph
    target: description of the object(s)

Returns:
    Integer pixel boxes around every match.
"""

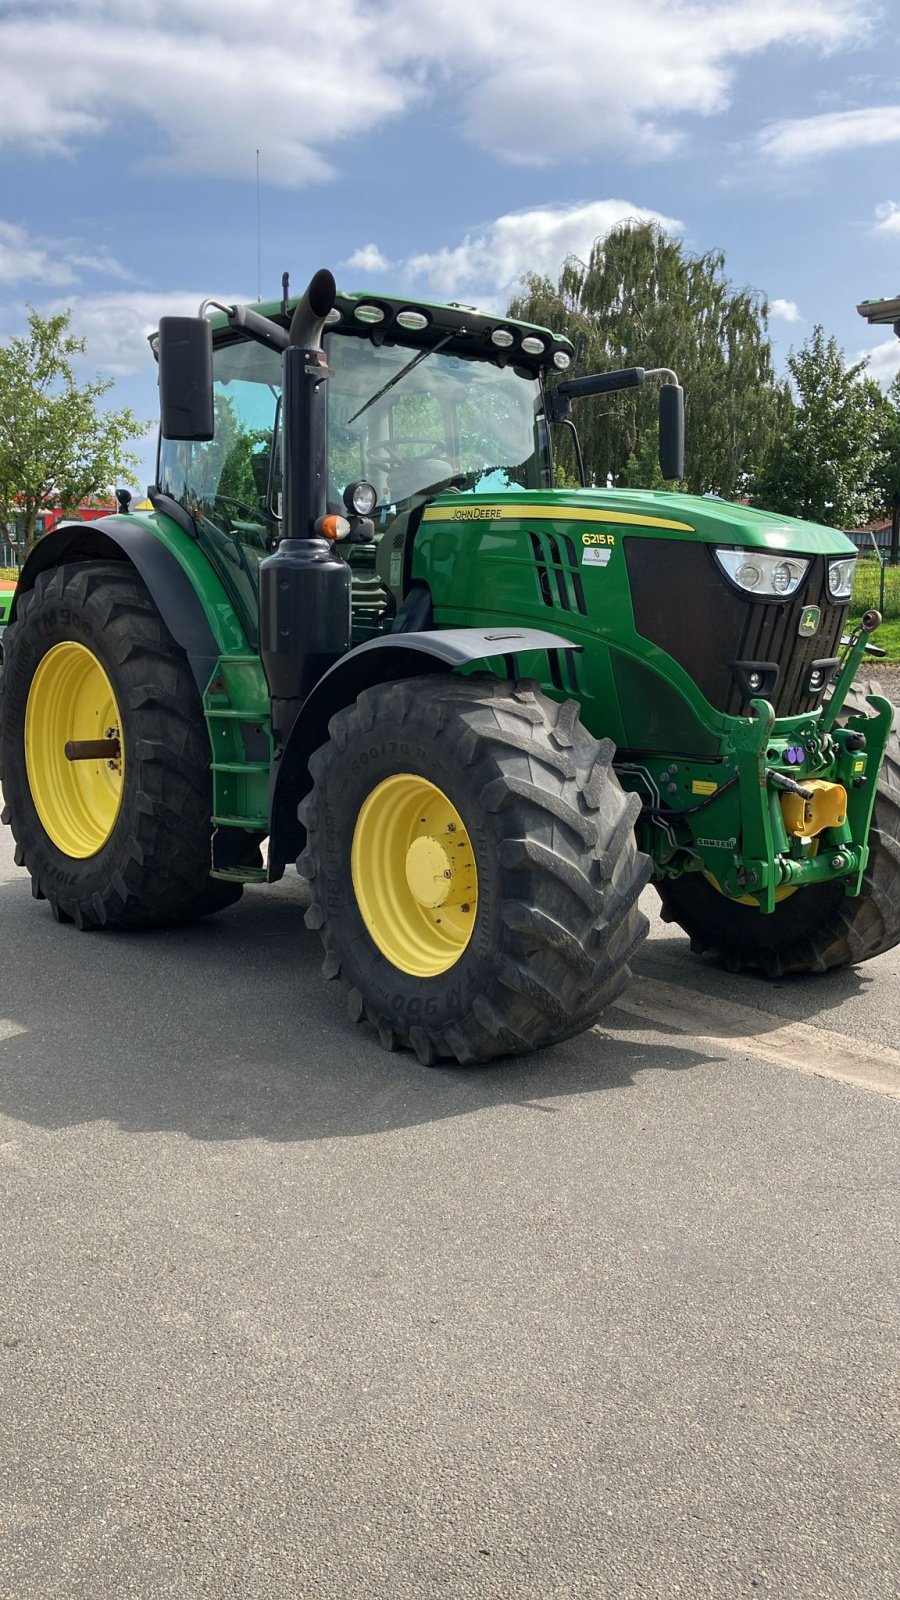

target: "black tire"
[297,674,651,1065]
[656,680,900,977]
[0,560,242,929]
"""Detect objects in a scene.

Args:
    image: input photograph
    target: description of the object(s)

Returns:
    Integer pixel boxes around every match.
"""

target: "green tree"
[622,422,669,491]
[510,221,782,496]
[0,308,147,553]
[751,326,883,528]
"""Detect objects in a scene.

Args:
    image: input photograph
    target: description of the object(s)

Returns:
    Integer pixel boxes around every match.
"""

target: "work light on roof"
[491,328,515,348]
[520,336,545,355]
[553,351,571,370]
[354,304,385,325]
[396,309,430,331]
[324,307,342,325]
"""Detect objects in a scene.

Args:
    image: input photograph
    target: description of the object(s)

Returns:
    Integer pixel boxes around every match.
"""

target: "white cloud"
[398,199,682,304]
[873,200,900,238]
[44,289,244,377]
[759,105,900,163]
[0,219,131,289]
[770,297,802,322]
[0,221,77,287]
[340,244,392,275]
[861,337,900,388]
[0,0,868,181]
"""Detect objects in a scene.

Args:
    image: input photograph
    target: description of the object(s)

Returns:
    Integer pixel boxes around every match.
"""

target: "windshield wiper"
[347,332,455,426]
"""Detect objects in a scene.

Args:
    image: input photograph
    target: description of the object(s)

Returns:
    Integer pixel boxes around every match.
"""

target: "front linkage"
[635,610,894,913]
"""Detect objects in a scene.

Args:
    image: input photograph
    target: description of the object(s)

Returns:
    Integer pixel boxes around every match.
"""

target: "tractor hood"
[426,486,856,556]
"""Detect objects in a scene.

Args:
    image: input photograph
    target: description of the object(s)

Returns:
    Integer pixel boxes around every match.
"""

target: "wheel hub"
[404,834,455,908]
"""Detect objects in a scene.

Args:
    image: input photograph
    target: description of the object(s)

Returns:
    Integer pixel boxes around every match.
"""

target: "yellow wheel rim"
[351,773,478,977]
[24,641,125,858]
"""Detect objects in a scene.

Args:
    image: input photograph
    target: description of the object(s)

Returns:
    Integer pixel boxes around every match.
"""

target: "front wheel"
[656,682,900,976]
[297,674,650,1065]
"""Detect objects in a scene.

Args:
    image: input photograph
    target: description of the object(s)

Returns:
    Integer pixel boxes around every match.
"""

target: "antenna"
[256,148,261,302]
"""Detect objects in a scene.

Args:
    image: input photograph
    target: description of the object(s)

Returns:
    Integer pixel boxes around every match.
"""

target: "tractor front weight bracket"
[731,697,779,912]
[841,690,894,896]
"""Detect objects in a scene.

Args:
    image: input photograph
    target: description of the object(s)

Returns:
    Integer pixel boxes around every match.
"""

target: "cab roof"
[208,287,575,372]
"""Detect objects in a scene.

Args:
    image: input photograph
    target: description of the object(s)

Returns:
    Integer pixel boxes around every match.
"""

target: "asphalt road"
[0,822,898,1598]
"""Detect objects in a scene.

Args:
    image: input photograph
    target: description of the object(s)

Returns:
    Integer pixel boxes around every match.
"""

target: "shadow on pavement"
[0,873,710,1145]
[633,927,874,1029]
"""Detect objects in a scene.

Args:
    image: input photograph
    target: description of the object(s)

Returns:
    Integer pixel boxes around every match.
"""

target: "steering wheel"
[367,439,449,468]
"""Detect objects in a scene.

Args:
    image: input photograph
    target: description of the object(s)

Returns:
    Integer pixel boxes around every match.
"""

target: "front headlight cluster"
[826,556,856,600]
[714,549,809,597]
[714,548,858,602]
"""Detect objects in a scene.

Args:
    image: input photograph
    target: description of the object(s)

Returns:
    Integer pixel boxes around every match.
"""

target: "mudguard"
[12,515,220,693]
[268,625,582,878]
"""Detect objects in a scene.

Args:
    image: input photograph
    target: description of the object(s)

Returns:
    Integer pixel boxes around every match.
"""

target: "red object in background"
[39,501,117,536]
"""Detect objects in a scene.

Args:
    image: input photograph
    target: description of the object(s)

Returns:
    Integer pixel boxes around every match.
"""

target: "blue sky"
[1,0,899,491]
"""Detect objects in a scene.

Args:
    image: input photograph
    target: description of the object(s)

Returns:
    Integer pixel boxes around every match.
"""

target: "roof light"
[354,304,385,325]
[324,307,342,325]
[491,328,515,348]
[396,309,429,331]
[553,350,572,370]
[521,335,545,355]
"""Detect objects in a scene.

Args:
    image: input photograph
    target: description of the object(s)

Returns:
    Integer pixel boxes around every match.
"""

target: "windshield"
[325,334,552,511]
[156,326,553,642]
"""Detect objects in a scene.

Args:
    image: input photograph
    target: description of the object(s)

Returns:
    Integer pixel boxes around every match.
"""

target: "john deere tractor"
[1,270,897,1064]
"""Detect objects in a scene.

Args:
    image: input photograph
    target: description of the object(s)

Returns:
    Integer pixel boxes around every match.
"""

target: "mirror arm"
[558,418,586,487]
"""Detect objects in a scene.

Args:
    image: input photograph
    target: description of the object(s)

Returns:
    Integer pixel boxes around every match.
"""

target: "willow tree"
[510,221,785,496]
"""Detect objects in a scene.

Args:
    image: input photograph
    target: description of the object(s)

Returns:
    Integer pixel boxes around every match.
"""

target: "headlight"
[827,556,856,601]
[344,479,378,516]
[714,548,810,598]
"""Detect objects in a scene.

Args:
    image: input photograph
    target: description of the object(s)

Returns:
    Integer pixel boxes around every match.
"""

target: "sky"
[1,0,899,491]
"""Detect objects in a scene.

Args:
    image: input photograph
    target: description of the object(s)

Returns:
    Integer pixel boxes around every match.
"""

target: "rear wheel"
[656,682,900,976]
[298,674,650,1065]
[0,561,241,928]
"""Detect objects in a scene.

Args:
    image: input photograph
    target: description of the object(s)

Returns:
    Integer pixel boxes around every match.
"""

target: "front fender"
[268,625,582,878]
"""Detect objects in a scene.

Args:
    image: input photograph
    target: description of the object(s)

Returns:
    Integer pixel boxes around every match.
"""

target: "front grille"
[625,538,848,717]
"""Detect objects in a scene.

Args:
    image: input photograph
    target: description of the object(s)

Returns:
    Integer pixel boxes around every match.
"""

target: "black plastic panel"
[624,539,848,717]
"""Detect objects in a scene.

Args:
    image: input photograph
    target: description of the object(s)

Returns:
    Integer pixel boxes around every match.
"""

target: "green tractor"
[1,270,897,1064]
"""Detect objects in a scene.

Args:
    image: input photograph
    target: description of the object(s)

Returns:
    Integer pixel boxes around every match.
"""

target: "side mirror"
[157,316,214,441]
[659,383,684,480]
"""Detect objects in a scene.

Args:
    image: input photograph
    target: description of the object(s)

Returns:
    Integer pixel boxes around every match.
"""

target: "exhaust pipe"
[289,268,337,349]
[259,266,351,745]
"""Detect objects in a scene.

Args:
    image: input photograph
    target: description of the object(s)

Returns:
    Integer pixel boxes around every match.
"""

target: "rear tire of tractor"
[0,560,242,929]
[297,674,651,1065]
[655,681,900,977]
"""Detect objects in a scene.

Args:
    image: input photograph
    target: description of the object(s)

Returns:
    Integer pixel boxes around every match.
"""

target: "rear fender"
[13,514,226,693]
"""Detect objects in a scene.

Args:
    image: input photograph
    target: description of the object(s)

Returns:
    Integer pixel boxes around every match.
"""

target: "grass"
[848,616,900,665]
[849,557,900,662]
